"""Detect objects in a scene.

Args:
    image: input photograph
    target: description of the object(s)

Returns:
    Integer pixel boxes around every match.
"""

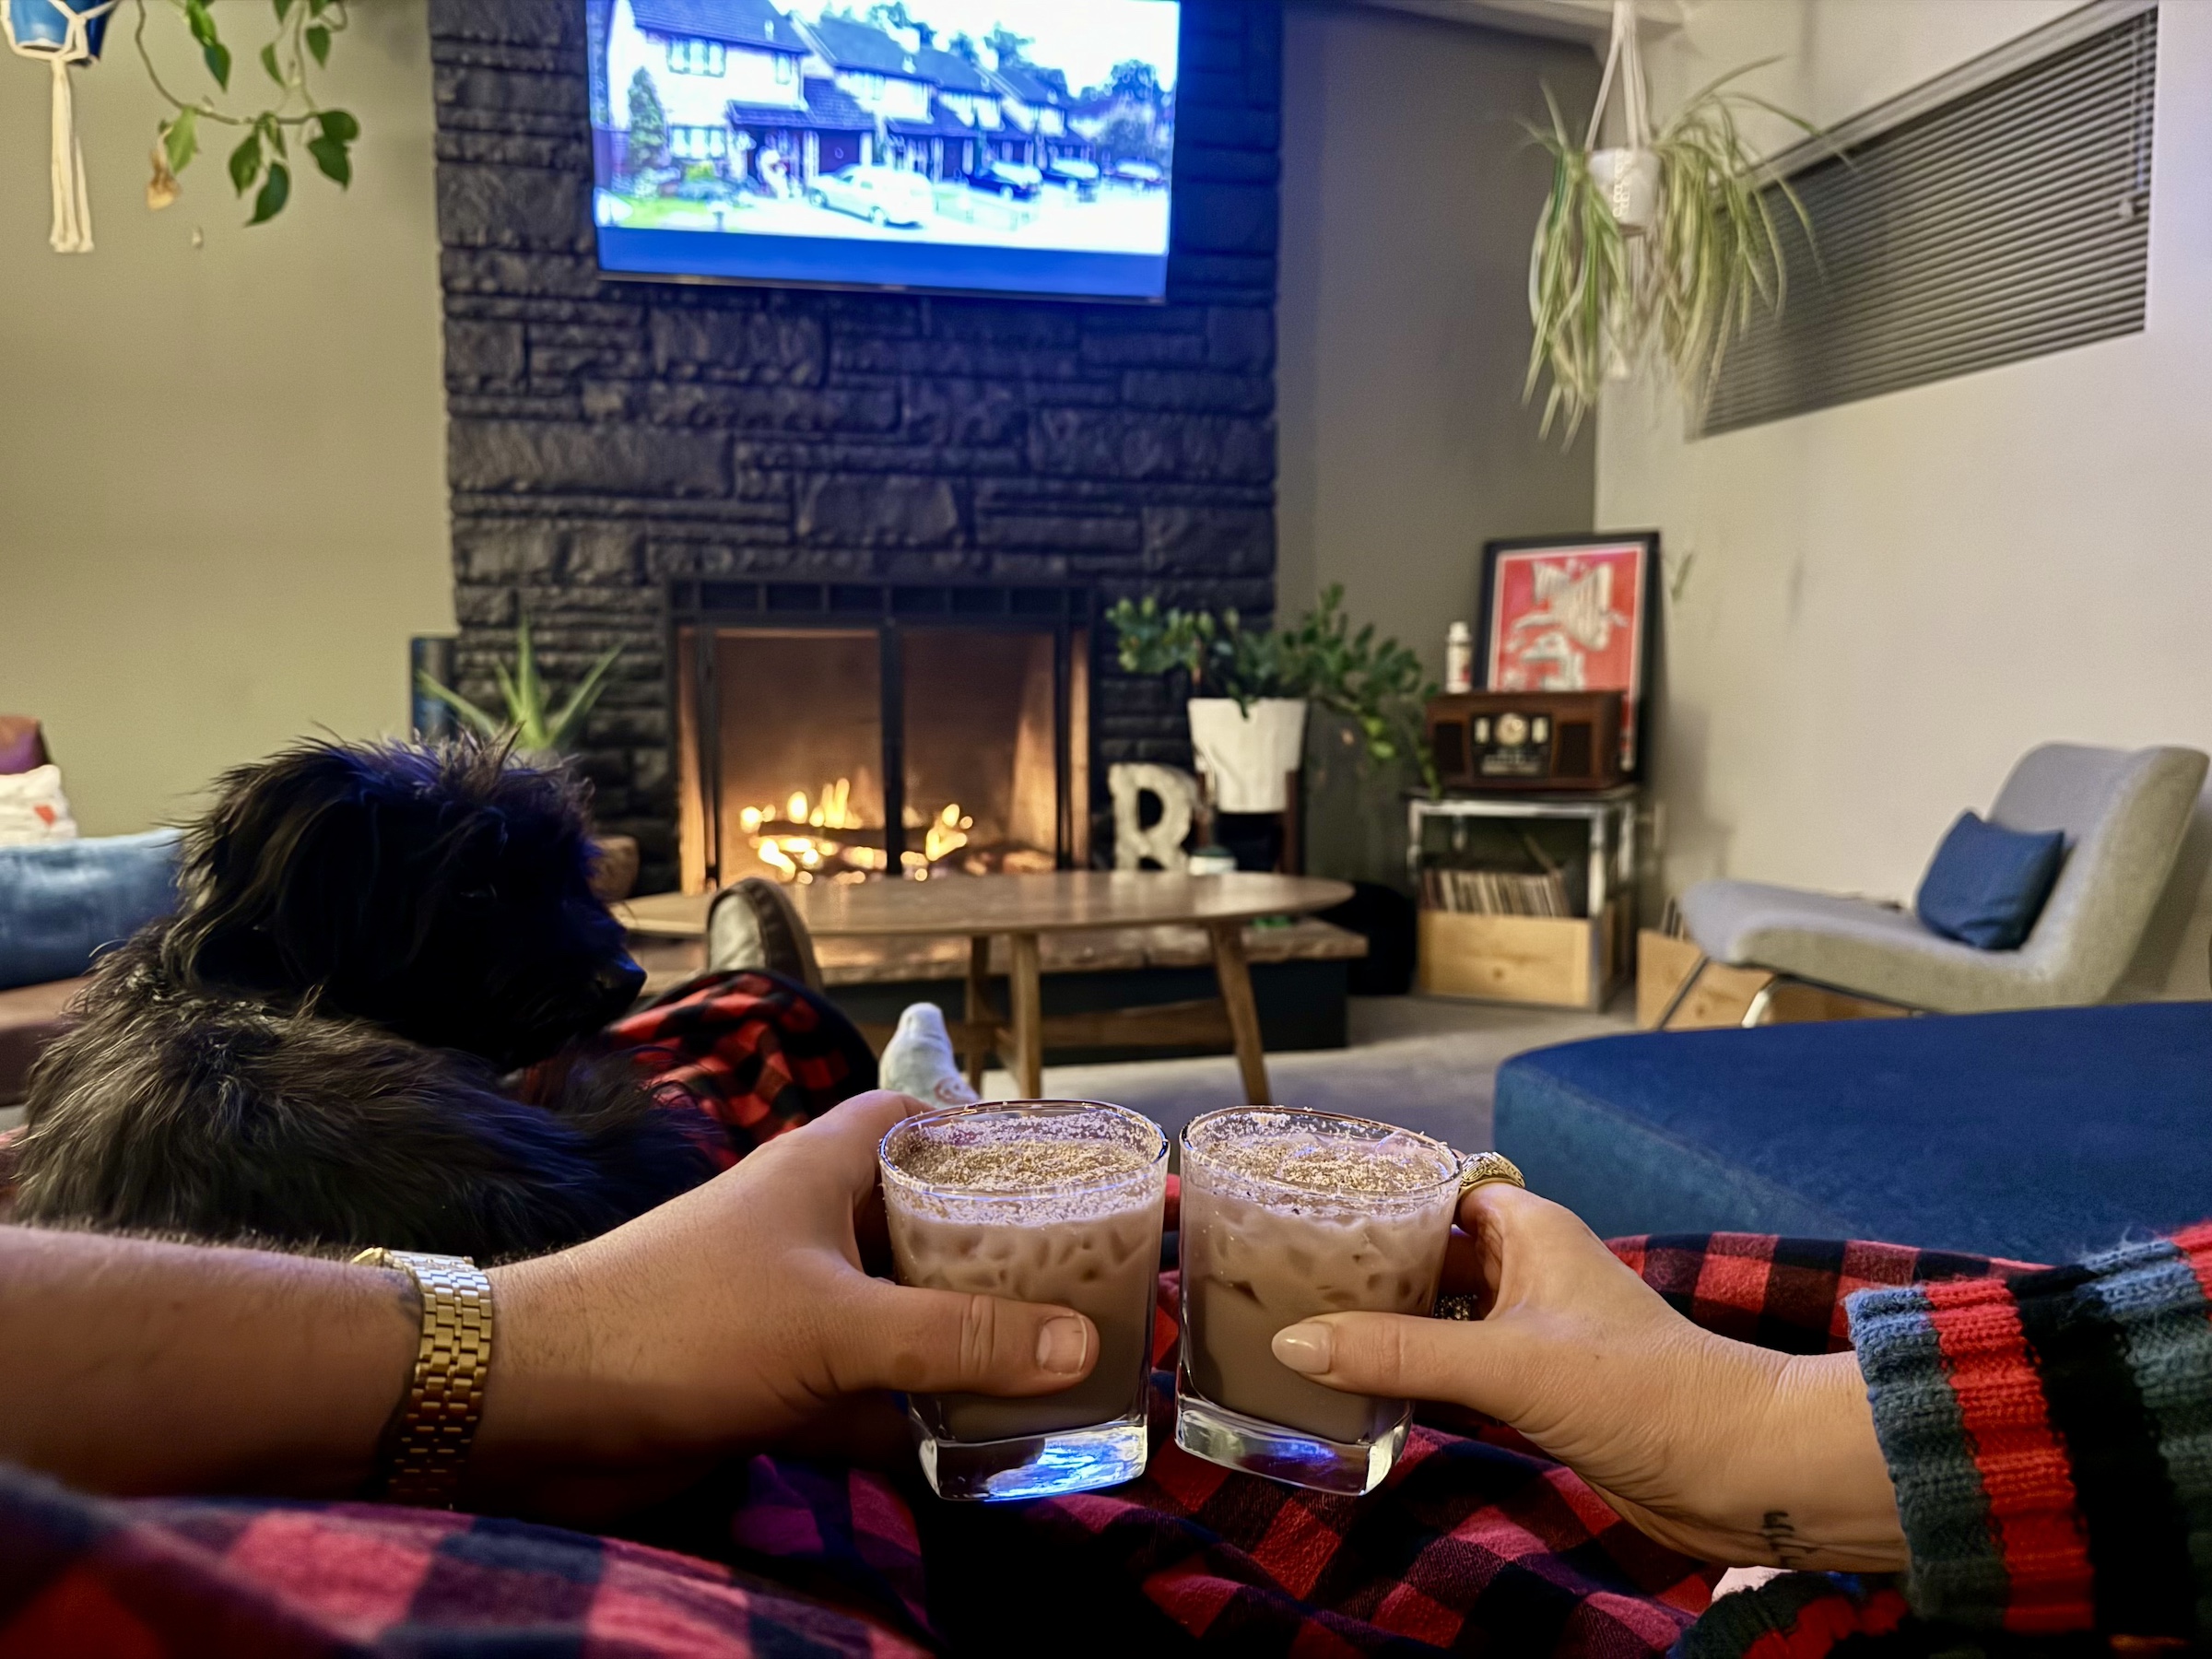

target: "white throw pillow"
[0,764,79,845]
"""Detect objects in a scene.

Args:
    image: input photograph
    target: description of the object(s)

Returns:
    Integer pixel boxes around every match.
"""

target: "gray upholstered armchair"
[1669,743,2208,1022]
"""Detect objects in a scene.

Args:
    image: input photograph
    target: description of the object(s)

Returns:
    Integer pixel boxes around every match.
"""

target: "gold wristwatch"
[352,1248,494,1507]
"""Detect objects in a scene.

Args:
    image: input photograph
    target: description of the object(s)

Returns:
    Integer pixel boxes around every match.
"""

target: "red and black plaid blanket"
[0,975,2060,1655]
[0,1232,2029,1659]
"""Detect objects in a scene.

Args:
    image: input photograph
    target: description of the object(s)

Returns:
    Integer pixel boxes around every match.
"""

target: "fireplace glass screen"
[674,586,1090,891]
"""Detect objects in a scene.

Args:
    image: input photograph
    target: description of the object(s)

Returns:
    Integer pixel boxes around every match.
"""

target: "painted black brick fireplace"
[429,0,1282,893]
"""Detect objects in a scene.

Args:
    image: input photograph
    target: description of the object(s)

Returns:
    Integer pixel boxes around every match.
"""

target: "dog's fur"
[10,740,717,1259]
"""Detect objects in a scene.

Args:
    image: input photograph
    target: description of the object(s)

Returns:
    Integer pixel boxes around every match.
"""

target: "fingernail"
[1037,1316,1088,1375]
[1272,1323,1334,1374]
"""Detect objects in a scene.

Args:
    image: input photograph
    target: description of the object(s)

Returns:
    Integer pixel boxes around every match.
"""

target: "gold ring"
[1458,1151,1525,1194]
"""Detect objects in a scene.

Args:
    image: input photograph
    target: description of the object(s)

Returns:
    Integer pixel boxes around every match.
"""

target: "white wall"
[1600,0,2212,997]
[0,0,451,836]
[1277,2,1597,676]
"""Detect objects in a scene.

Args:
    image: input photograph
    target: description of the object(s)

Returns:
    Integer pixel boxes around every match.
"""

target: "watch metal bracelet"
[352,1247,494,1508]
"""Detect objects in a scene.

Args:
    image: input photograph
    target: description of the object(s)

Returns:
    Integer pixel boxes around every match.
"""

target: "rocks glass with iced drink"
[1175,1107,1462,1494]
[878,1100,1168,1501]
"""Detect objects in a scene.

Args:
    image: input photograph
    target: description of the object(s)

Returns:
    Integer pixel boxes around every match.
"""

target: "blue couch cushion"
[1495,1002,2212,1263]
[0,830,182,990]
[1914,811,2065,949]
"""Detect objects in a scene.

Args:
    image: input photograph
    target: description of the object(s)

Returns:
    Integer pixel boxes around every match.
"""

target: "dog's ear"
[166,742,443,998]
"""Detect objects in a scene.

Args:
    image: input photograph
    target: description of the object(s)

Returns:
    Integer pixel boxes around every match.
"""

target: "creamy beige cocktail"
[1176,1108,1460,1492]
[879,1100,1167,1500]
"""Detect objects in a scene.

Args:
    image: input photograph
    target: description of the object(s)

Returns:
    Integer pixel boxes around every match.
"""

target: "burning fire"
[736,780,973,884]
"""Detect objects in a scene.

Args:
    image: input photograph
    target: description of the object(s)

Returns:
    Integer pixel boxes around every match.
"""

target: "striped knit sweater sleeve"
[1845,1220,2212,1639]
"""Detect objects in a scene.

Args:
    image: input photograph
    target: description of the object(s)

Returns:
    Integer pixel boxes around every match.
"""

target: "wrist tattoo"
[1760,1510,1812,1571]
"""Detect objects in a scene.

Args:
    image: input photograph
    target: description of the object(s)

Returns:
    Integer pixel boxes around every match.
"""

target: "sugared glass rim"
[877,1098,1168,1202]
[1179,1105,1464,1203]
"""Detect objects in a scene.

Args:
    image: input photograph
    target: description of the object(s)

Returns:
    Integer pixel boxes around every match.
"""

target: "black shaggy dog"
[10,739,717,1259]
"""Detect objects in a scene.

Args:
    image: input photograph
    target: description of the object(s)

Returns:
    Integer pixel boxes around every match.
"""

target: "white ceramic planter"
[1589,147,1661,234]
[1187,698,1308,813]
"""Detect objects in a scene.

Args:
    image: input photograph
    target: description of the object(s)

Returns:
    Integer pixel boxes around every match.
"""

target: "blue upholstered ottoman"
[1494,1002,2212,1263]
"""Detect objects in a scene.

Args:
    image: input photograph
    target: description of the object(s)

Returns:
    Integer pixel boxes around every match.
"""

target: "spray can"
[1444,621,1474,694]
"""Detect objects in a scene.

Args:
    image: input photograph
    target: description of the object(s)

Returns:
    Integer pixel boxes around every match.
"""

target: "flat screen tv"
[589,0,1182,301]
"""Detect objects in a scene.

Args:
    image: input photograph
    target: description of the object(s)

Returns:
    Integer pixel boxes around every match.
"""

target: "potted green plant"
[1524,0,1816,440]
[415,618,622,764]
[1106,586,1438,815]
[4,0,362,253]
[415,620,636,898]
[1107,596,1307,814]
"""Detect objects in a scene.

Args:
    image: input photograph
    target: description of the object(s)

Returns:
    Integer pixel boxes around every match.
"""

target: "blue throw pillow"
[0,829,182,990]
[1914,812,2067,951]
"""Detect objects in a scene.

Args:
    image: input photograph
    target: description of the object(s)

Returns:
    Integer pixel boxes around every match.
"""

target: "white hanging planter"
[1187,698,1307,814]
[1587,0,1657,235]
[1589,146,1661,234]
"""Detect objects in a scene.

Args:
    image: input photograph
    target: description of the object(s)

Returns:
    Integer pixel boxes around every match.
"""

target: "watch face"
[1498,712,1529,747]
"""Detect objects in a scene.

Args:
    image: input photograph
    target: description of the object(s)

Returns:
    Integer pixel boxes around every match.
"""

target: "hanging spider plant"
[1524,0,1818,441]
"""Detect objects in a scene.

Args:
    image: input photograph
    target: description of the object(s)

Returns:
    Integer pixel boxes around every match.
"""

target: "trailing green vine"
[137,0,359,225]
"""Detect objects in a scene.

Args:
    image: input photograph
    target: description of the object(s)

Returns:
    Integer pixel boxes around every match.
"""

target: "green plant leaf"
[248,159,290,224]
[307,133,350,186]
[546,646,625,753]
[305,22,330,65]
[162,107,199,174]
[184,0,231,88]
[274,0,296,18]
[414,671,507,739]
[227,131,262,194]
[513,618,542,735]
[256,112,286,158]
[317,109,359,143]
[492,661,539,748]
[260,41,282,83]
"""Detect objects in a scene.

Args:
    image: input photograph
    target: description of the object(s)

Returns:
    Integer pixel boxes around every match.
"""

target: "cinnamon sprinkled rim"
[1179,1105,1463,1204]
[877,1098,1168,1201]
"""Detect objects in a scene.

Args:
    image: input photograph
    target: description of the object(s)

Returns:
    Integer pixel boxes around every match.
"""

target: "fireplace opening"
[672,581,1092,892]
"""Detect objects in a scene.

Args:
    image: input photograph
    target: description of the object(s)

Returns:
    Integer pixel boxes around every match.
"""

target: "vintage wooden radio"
[1425,691,1624,792]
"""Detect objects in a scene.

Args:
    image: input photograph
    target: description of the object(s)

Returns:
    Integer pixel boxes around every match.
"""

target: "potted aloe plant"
[416,620,637,898]
[1107,586,1437,816]
[1524,0,1816,440]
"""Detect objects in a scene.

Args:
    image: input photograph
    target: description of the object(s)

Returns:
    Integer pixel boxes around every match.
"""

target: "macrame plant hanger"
[4,0,120,253]
[1583,0,1659,381]
[1584,0,1657,232]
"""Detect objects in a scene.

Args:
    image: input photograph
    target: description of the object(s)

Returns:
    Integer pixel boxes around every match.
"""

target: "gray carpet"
[978,994,1633,1153]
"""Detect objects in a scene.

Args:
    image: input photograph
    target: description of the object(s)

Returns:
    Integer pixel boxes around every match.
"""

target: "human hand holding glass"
[0,1089,1104,1520]
[1262,1182,1910,1570]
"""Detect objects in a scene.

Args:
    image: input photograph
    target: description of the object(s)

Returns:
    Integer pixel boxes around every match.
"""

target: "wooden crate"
[1417,904,1624,1009]
[1635,930,1770,1029]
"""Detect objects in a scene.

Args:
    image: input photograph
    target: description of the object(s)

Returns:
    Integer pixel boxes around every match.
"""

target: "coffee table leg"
[963,935,993,1089]
[1208,920,1272,1104]
[1008,932,1043,1099]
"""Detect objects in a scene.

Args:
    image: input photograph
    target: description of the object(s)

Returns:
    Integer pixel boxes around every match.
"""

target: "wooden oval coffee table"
[619,871,1353,1102]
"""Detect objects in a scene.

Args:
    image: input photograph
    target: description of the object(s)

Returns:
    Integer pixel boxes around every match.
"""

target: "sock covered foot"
[879,1003,982,1109]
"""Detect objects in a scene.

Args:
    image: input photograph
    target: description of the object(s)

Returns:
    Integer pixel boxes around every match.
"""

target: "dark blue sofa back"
[0,830,182,990]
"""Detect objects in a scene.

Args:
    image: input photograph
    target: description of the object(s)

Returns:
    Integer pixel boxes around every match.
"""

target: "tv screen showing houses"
[589,0,1181,300]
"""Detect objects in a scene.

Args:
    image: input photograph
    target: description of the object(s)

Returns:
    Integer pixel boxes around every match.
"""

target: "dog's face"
[165,740,645,1070]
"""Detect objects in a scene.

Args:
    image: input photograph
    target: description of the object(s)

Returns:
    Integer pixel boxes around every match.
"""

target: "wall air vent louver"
[1699,1,2157,437]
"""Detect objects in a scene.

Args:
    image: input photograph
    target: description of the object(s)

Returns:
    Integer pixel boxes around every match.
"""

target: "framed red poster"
[1477,533,1659,776]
